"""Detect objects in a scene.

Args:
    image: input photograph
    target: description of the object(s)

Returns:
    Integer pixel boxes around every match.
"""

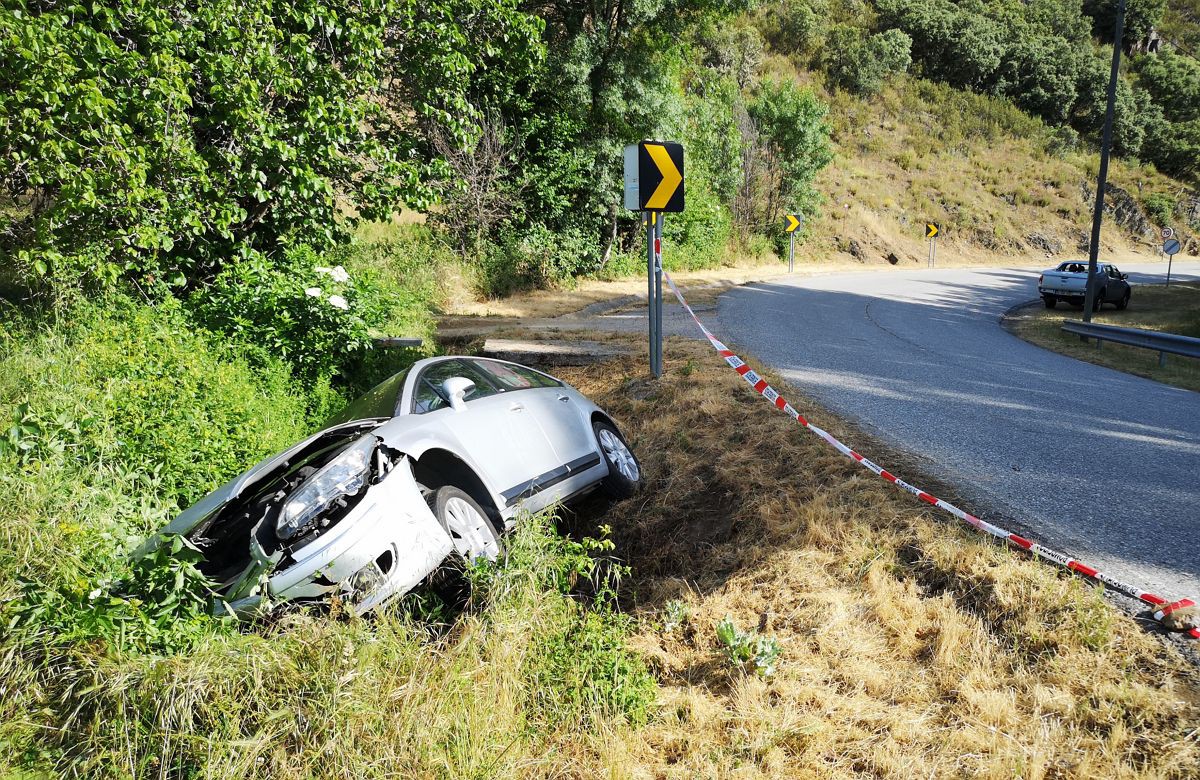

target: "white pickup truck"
[1038,261,1131,310]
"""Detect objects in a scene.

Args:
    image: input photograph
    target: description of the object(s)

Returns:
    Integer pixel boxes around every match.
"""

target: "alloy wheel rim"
[599,429,640,482]
[444,497,498,560]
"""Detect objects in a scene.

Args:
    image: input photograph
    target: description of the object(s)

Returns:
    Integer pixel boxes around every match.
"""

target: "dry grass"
[810,73,1181,271]
[550,335,1200,778]
[1007,282,1200,392]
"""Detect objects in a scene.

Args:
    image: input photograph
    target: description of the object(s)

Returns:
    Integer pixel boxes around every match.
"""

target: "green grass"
[1008,282,1200,391]
[0,288,653,778]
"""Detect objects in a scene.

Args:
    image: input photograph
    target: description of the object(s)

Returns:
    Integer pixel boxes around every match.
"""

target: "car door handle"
[557,395,571,403]
[510,402,525,412]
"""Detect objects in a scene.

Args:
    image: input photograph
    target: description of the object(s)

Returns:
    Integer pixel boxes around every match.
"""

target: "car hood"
[136,418,388,554]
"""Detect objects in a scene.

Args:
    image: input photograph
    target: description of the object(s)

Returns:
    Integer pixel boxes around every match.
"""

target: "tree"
[736,79,832,231]
[823,26,912,96]
[1082,0,1168,43]
[1135,50,1200,123]
[0,0,409,290]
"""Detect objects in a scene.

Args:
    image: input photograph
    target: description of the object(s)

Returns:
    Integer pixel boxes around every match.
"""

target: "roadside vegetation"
[1007,281,1200,391]
[3,0,1200,776]
[554,335,1200,777]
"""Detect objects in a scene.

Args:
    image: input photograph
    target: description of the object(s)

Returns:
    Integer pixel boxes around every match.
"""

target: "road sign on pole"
[624,141,684,212]
[1164,237,1181,287]
[926,223,939,268]
[1162,227,1174,240]
[785,213,803,272]
[625,140,685,378]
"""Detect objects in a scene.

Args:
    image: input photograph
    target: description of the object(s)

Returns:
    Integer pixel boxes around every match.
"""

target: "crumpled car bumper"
[223,458,455,617]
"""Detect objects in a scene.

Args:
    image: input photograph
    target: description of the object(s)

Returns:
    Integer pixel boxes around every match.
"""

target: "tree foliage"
[824,25,912,95]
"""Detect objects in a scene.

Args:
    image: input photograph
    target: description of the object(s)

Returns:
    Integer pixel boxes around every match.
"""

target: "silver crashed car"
[136,356,642,616]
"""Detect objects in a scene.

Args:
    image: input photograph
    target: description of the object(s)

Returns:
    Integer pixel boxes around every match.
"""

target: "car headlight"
[276,437,375,541]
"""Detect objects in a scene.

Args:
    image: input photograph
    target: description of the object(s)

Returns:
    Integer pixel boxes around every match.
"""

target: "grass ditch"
[1006,282,1200,392]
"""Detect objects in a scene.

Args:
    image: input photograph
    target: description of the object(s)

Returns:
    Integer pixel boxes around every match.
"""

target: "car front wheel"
[594,421,642,499]
[1117,290,1130,310]
[433,486,501,562]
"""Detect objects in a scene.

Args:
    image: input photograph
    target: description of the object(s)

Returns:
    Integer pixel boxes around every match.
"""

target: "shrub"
[0,296,309,511]
[5,535,229,656]
[755,0,830,57]
[189,246,381,386]
[1142,192,1177,225]
[823,26,913,96]
[716,616,782,677]
[476,224,598,297]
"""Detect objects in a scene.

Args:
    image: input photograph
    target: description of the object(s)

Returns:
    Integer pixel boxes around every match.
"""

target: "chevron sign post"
[624,141,685,378]
[785,213,804,272]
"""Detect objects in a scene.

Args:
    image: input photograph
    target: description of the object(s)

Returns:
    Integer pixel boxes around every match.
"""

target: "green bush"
[823,26,913,96]
[0,297,309,510]
[1142,192,1177,225]
[755,0,830,57]
[476,224,598,297]
[0,0,407,292]
[5,534,230,656]
[189,246,381,386]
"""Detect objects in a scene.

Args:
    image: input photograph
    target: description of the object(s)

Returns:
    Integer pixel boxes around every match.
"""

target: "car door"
[410,359,561,509]
[469,359,602,506]
[1108,265,1128,298]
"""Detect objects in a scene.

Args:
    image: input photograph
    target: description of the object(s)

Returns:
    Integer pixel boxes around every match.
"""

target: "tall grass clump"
[1,508,654,777]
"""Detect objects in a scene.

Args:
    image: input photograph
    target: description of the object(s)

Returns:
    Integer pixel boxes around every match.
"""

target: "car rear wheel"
[594,421,642,499]
[1117,290,1130,310]
[433,486,501,562]
[1042,295,1056,308]
[1093,289,1105,311]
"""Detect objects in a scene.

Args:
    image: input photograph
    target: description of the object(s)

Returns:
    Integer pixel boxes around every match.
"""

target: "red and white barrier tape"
[661,270,1199,639]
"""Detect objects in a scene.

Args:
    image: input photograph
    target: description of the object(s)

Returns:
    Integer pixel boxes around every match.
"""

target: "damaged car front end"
[136,422,454,617]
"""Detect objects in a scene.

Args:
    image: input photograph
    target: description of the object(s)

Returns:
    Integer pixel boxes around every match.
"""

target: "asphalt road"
[715,261,1200,603]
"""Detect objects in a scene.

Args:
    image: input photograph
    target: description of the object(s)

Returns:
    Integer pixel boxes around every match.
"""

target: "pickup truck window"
[1057,262,1088,273]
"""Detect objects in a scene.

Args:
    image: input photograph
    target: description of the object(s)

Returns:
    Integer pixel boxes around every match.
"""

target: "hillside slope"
[785,67,1195,268]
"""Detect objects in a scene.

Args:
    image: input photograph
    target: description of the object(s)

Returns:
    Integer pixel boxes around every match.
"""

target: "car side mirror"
[1121,273,1129,280]
[442,377,475,412]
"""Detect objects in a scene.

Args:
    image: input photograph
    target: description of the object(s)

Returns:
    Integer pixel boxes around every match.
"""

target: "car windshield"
[324,368,410,426]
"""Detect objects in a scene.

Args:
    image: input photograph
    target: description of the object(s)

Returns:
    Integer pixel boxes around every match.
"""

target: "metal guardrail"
[1061,320,1200,367]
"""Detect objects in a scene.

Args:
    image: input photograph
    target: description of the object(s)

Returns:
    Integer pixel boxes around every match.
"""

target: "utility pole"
[1084,0,1126,322]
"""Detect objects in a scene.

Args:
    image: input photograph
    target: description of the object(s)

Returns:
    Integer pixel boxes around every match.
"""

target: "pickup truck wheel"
[1042,295,1056,308]
[1117,290,1130,310]
[1092,289,1105,311]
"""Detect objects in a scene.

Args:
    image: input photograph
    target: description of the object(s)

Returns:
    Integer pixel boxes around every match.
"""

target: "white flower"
[328,294,349,310]
[305,287,322,297]
[88,588,103,600]
[316,265,350,282]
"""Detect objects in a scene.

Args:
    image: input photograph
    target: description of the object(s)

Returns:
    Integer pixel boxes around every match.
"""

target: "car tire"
[1043,295,1057,309]
[1117,290,1130,310]
[1093,289,1105,311]
[593,421,643,499]
[432,486,501,562]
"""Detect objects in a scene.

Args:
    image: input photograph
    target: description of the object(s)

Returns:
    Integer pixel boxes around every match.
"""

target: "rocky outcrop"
[1025,233,1062,256]
[1080,181,1154,240]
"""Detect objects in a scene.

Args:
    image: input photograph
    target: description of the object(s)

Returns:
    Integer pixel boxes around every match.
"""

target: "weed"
[716,616,782,677]
[663,599,691,633]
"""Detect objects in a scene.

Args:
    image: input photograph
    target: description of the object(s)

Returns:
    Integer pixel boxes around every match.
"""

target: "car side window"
[1110,266,1121,278]
[471,359,561,391]
[412,360,500,414]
